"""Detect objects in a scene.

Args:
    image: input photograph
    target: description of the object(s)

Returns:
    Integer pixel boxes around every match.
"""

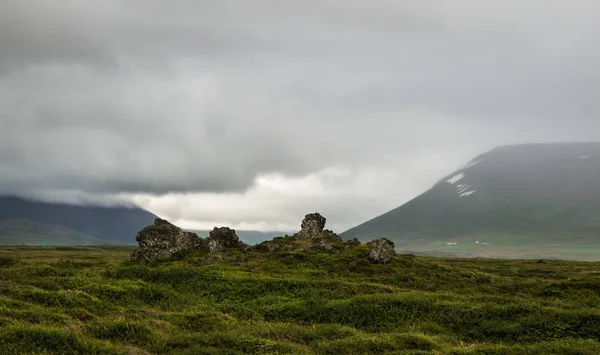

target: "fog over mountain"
[1,1,599,231]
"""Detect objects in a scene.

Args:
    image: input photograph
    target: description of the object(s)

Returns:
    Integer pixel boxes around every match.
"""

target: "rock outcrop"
[294,213,327,240]
[130,218,205,262]
[130,213,396,264]
[208,227,246,253]
[130,220,249,262]
[367,237,396,264]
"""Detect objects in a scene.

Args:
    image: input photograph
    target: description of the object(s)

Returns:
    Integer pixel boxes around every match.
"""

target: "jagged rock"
[208,239,224,253]
[208,227,246,252]
[130,218,205,262]
[345,238,361,247]
[367,237,395,264]
[294,213,326,240]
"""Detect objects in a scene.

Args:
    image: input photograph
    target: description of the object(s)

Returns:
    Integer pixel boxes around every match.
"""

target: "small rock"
[208,239,224,253]
[367,237,396,264]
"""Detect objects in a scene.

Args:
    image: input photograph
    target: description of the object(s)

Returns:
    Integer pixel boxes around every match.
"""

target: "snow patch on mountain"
[446,173,465,185]
[462,160,481,169]
[460,190,476,197]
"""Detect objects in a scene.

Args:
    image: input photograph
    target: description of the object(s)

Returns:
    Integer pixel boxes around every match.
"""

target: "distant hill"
[0,219,108,245]
[0,196,157,245]
[342,143,600,258]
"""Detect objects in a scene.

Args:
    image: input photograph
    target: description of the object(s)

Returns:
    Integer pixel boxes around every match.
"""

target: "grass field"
[1,245,600,354]
[395,233,600,261]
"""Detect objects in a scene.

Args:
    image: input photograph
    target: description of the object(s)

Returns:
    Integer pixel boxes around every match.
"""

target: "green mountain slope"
[0,219,108,245]
[342,143,600,257]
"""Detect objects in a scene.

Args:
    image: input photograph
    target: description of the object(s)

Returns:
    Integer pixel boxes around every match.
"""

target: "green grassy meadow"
[1,245,600,354]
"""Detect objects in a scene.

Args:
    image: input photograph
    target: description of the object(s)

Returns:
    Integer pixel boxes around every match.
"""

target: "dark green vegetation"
[1,246,600,354]
[343,143,600,260]
[0,196,157,245]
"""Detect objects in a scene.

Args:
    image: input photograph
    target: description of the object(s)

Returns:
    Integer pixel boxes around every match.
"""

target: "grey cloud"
[1,0,600,211]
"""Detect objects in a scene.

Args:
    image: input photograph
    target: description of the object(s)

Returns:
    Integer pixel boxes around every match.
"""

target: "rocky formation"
[294,213,327,240]
[130,213,397,264]
[367,237,396,264]
[208,227,246,253]
[131,220,247,262]
[130,219,205,262]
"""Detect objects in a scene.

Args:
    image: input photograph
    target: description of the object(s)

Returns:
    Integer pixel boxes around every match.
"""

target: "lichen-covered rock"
[208,239,224,253]
[130,218,204,262]
[294,213,326,240]
[367,237,396,264]
[208,227,246,252]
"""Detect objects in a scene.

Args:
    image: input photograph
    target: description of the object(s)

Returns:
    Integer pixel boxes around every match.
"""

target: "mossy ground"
[1,245,600,354]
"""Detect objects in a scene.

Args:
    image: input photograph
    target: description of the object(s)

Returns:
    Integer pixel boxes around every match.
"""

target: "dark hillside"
[0,196,157,244]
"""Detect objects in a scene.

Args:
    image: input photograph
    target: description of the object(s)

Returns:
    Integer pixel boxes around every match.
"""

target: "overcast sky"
[1,0,599,232]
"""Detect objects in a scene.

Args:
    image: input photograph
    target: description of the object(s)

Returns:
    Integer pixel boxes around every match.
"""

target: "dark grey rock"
[208,227,246,252]
[294,213,326,240]
[367,237,396,264]
[130,218,204,262]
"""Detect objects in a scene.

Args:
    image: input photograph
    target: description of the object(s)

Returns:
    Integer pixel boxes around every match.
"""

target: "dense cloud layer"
[1,0,599,230]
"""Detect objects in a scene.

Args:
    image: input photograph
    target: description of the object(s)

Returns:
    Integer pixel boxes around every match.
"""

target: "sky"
[1,0,599,232]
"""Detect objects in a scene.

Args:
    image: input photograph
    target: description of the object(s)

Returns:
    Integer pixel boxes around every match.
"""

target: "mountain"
[342,143,600,259]
[0,219,108,245]
[0,196,157,244]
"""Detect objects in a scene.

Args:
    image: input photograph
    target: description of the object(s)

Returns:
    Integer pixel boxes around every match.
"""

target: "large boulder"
[130,219,205,262]
[294,213,327,240]
[367,237,396,264]
[208,227,246,252]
